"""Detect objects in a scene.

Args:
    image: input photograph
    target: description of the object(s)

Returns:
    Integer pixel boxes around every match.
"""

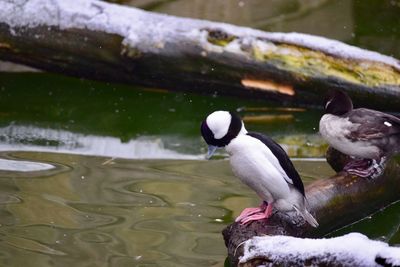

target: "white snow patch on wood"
[241,233,400,266]
[0,0,399,70]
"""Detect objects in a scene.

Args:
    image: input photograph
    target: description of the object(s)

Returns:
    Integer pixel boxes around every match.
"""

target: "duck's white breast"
[226,135,291,203]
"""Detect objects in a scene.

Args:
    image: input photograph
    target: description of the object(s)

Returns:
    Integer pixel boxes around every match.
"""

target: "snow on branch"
[240,233,400,267]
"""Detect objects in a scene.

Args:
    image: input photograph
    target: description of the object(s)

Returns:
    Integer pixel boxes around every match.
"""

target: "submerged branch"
[222,148,400,266]
[1,0,400,110]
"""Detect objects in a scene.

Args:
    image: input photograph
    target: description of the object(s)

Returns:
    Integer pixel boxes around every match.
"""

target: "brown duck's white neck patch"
[384,121,392,127]
[206,111,232,139]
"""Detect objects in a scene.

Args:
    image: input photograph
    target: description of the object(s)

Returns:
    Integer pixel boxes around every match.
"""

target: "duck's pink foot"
[344,157,386,179]
[236,202,273,225]
[235,207,264,223]
[344,158,371,170]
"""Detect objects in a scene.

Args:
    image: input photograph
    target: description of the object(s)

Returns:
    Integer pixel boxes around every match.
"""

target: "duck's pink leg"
[264,202,273,217]
[235,207,263,222]
[235,202,268,223]
[237,203,274,225]
[344,157,387,179]
[344,158,371,170]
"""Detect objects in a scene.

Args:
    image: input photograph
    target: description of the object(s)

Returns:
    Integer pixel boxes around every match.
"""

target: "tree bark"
[1,0,400,110]
[222,148,400,266]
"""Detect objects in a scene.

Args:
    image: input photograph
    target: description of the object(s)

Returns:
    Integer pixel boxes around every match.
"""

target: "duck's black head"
[324,90,353,116]
[201,111,243,158]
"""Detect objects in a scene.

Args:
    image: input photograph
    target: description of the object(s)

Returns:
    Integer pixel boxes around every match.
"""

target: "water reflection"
[0,158,54,172]
[0,151,328,266]
[0,125,200,159]
[0,72,326,159]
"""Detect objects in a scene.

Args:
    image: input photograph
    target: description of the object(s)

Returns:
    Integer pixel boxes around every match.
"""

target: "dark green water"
[0,72,326,159]
[1,0,400,266]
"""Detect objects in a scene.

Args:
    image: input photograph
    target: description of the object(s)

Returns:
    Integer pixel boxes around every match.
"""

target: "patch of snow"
[187,28,224,54]
[241,233,400,266]
[253,40,277,54]
[0,125,201,160]
[0,0,399,70]
[0,158,54,172]
[224,39,246,55]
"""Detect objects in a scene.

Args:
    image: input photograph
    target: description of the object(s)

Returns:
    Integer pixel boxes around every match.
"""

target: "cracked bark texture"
[222,147,400,266]
[1,0,400,110]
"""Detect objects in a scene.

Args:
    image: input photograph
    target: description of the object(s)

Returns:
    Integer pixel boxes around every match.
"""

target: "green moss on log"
[206,28,237,47]
[121,45,142,58]
[251,42,400,87]
[202,28,400,88]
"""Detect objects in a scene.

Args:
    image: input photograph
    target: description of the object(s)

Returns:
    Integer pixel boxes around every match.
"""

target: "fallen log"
[222,148,400,266]
[1,0,400,110]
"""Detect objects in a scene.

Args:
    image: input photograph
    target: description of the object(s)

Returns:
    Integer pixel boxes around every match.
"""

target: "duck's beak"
[206,145,218,159]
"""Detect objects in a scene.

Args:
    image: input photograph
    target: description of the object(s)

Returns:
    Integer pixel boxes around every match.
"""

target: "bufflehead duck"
[320,90,400,178]
[201,111,318,227]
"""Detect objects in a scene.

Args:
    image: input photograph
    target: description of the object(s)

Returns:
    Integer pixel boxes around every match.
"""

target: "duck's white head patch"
[206,111,232,139]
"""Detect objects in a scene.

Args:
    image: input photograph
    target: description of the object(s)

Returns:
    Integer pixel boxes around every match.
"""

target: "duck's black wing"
[247,132,305,196]
[347,108,400,141]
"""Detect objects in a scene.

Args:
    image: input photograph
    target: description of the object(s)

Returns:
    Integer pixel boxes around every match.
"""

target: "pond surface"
[1,0,400,266]
[0,152,332,267]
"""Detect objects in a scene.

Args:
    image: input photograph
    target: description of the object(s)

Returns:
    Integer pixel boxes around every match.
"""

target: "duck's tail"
[303,209,319,228]
[294,206,319,228]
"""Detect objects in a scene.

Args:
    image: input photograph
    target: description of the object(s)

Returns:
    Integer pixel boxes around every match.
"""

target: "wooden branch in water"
[1,0,400,110]
[222,148,400,266]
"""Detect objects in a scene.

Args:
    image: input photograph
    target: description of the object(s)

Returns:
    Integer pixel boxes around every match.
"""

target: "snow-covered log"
[240,233,400,267]
[223,148,400,266]
[1,0,400,110]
